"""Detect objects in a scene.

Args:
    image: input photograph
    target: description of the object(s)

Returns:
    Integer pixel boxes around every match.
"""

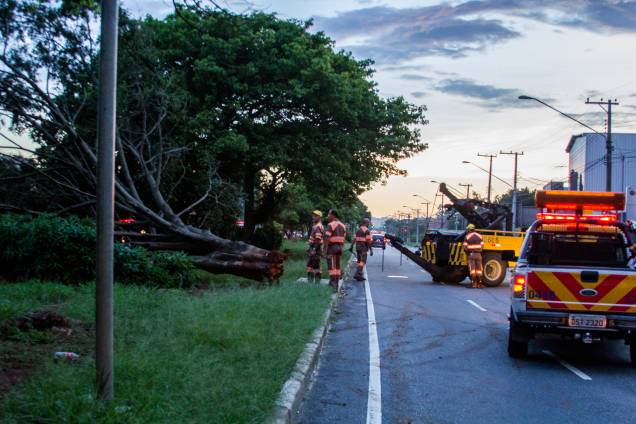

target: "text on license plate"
[568,314,607,328]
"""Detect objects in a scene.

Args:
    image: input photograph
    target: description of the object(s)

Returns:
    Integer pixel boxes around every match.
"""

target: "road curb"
[267,253,355,424]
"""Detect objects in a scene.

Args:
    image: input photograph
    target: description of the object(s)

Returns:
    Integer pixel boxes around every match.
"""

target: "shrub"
[0,214,197,287]
[250,221,284,250]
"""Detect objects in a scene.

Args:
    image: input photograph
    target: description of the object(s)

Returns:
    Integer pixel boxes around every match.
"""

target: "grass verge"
[0,241,333,423]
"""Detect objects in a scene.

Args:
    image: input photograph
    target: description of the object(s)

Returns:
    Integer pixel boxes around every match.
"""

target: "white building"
[567,133,636,220]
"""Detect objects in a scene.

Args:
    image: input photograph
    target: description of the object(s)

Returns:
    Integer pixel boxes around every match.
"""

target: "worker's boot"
[470,276,478,289]
[354,267,364,281]
[477,276,485,289]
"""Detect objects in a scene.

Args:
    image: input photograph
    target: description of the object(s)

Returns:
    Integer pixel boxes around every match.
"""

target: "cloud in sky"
[313,1,636,62]
[400,74,430,81]
[411,91,427,99]
[433,78,537,110]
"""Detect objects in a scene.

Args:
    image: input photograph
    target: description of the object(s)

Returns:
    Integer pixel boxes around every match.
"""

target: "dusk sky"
[127,0,636,216]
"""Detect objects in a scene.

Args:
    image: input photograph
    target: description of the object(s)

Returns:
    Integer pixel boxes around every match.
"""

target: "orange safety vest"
[355,225,372,247]
[463,231,484,253]
[308,222,324,248]
[326,220,346,245]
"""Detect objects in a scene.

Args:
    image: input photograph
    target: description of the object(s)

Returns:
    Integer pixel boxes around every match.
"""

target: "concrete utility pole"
[478,153,497,202]
[500,151,524,231]
[96,0,119,401]
[585,98,619,191]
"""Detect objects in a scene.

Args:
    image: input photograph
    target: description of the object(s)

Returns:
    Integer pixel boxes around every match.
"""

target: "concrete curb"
[267,253,355,424]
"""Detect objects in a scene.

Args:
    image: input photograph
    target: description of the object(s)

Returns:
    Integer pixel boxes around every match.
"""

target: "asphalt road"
[295,246,636,424]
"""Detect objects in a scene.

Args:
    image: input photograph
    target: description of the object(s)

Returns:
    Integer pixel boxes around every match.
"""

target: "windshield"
[520,224,630,268]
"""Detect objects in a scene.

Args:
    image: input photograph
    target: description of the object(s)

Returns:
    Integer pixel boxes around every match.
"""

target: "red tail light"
[513,275,526,298]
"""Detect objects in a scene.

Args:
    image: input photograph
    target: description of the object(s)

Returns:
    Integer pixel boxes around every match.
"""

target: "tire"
[508,318,529,358]
[482,253,507,287]
[630,337,636,366]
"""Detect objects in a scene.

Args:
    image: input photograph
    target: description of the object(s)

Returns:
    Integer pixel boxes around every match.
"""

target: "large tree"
[0,1,426,280]
[146,5,428,236]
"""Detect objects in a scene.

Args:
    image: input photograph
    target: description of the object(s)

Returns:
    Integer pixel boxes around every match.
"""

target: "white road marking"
[387,275,408,279]
[466,299,487,312]
[364,266,382,424]
[542,350,592,381]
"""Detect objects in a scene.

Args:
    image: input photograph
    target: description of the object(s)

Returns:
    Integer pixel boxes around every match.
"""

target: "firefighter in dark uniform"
[353,218,373,281]
[463,224,484,288]
[323,209,347,291]
[306,210,324,284]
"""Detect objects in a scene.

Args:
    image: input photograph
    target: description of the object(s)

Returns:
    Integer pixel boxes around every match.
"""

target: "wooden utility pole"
[500,151,524,230]
[459,183,472,198]
[478,153,497,202]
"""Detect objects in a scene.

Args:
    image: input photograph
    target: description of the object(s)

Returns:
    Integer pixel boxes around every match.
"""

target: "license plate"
[568,314,607,328]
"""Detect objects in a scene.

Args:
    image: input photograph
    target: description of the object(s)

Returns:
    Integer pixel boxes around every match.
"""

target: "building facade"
[567,133,636,220]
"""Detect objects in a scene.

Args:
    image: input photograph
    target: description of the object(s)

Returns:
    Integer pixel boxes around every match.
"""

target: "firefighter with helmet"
[306,210,325,283]
[323,209,347,291]
[463,224,485,288]
[353,218,373,281]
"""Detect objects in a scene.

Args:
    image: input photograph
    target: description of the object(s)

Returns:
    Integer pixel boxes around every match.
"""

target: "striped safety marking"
[527,271,636,312]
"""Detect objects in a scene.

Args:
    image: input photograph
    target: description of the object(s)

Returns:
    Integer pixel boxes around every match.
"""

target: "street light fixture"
[518,95,604,137]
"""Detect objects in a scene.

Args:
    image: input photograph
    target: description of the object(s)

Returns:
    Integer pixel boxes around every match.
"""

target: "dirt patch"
[0,310,88,401]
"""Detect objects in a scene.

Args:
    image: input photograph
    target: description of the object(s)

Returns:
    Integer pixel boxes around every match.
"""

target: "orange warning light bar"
[535,190,625,211]
[536,213,618,224]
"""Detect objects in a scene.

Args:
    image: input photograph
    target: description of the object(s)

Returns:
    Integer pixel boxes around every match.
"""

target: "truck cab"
[508,190,636,363]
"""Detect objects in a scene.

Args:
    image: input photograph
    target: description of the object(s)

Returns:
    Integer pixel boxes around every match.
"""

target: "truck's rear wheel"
[508,318,528,358]
[482,253,507,287]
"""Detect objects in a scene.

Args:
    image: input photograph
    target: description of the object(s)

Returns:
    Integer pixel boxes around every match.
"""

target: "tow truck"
[508,190,636,363]
[386,183,524,286]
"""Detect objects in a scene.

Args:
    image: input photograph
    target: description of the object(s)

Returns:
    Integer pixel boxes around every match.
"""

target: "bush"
[0,214,198,287]
[251,222,284,250]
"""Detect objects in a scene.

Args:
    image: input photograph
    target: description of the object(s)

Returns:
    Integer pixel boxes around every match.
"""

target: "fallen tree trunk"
[117,229,286,281]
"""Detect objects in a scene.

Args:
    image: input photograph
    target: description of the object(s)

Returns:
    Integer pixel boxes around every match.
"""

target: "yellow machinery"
[421,229,524,286]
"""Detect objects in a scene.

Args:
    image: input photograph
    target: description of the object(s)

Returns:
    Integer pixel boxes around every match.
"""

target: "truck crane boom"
[439,183,512,231]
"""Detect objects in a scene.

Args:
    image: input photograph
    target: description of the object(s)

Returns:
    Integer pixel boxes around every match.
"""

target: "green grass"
[0,241,333,423]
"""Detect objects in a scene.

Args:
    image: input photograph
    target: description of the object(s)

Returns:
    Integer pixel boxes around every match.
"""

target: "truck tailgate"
[526,268,636,313]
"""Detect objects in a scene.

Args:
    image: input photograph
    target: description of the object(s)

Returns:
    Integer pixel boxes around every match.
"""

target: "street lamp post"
[96,0,119,401]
